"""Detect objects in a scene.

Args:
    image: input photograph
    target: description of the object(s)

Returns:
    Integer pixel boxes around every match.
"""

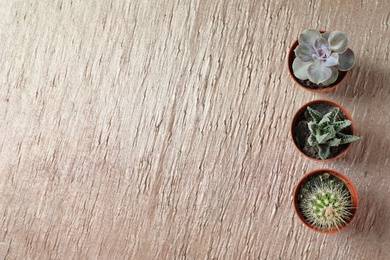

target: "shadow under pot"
[291,99,360,162]
[293,168,358,234]
[287,29,353,92]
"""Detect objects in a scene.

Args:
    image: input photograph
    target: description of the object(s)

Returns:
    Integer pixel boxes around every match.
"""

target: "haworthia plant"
[299,173,353,231]
[292,29,355,85]
[307,106,360,160]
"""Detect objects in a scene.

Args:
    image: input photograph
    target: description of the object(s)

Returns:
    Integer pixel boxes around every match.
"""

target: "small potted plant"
[293,168,358,233]
[291,99,360,161]
[287,29,355,92]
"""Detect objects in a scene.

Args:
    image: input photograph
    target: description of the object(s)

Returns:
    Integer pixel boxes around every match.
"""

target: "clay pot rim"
[287,30,349,92]
[293,168,359,234]
[290,99,355,162]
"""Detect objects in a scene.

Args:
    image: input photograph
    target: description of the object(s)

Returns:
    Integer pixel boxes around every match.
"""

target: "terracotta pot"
[290,99,356,162]
[293,168,358,234]
[287,31,348,92]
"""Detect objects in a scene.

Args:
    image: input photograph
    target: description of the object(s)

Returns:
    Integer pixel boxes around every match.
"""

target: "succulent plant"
[298,173,353,231]
[307,106,360,160]
[292,29,355,85]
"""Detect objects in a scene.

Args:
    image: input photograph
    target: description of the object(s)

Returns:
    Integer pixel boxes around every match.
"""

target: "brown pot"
[290,99,356,162]
[293,168,358,234]
[287,31,348,92]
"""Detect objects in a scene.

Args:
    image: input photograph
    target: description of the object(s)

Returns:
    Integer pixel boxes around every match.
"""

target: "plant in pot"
[287,29,355,92]
[293,168,358,233]
[291,99,360,161]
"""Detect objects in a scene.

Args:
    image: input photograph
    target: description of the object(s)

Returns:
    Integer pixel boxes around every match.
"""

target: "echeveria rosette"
[292,29,355,86]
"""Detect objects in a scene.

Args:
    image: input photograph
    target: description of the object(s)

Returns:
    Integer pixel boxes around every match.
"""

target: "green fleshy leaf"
[307,107,323,123]
[317,144,330,160]
[329,107,340,122]
[319,107,339,125]
[317,133,331,144]
[328,138,341,147]
[318,116,330,126]
[338,134,361,144]
[336,48,355,71]
[316,125,336,144]
[299,29,322,45]
[322,125,336,140]
[294,44,315,62]
[308,121,319,133]
[313,37,328,50]
[321,31,330,40]
[321,67,338,86]
[307,60,332,84]
[308,134,318,146]
[328,31,348,53]
[292,58,310,80]
[333,120,351,132]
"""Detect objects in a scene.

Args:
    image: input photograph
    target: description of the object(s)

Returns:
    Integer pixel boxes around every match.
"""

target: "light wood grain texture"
[1,0,390,259]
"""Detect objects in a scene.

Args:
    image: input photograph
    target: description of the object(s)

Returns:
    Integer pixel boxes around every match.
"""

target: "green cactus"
[298,173,353,231]
[307,106,360,160]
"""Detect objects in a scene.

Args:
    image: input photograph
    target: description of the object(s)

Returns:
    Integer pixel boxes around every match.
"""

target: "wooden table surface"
[1,0,390,259]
